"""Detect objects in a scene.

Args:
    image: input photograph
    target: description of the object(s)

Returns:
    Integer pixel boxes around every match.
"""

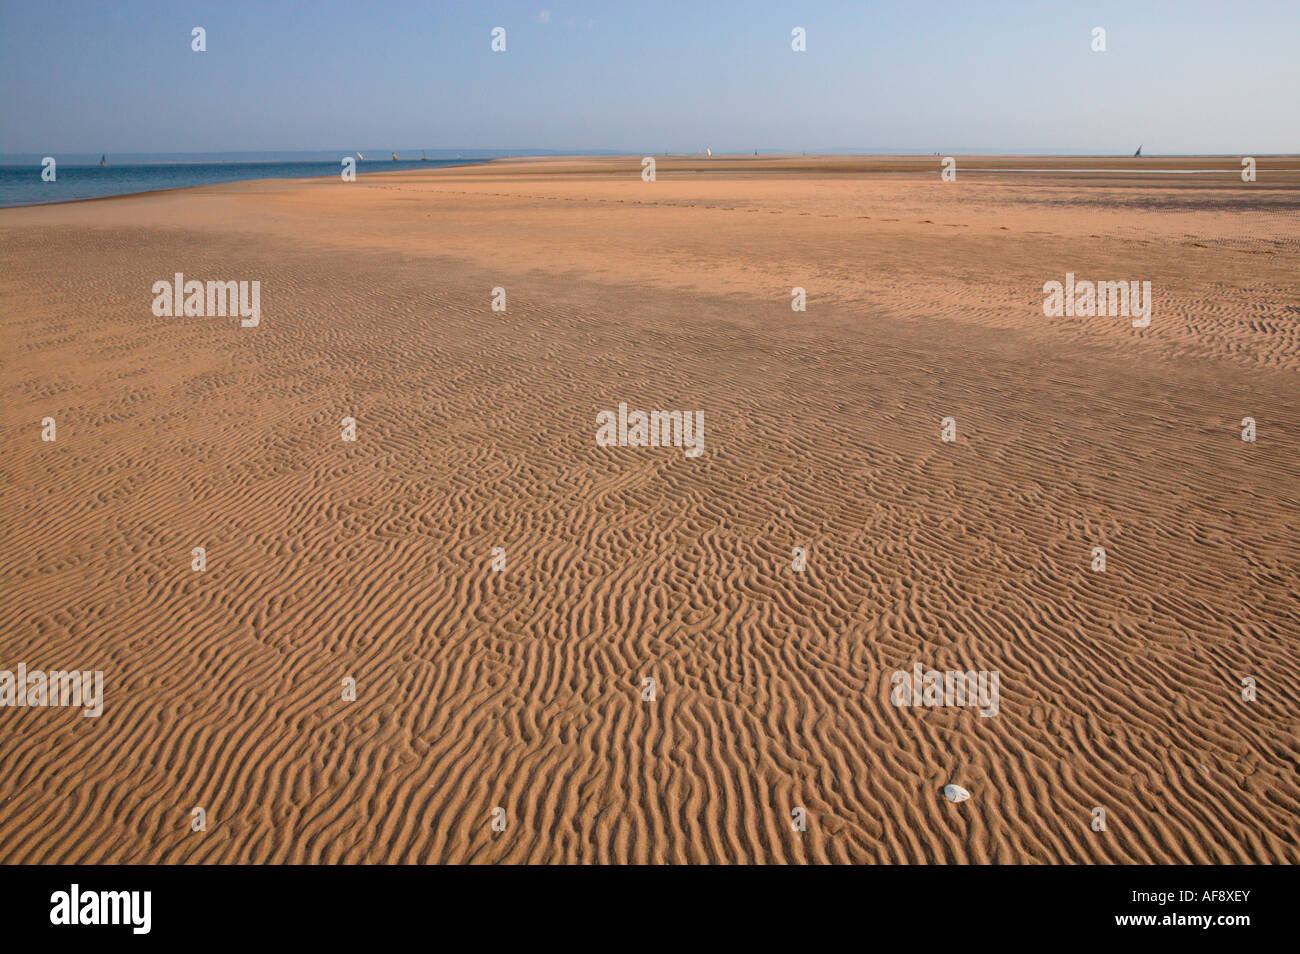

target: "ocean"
[0,155,492,208]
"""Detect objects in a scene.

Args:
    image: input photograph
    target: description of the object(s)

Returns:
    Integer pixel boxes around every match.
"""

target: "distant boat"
[99,154,106,167]
[420,151,428,161]
[357,152,364,160]
[392,152,399,160]
[1134,145,1143,157]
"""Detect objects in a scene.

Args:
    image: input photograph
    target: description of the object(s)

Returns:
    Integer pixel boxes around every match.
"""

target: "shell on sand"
[943,784,971,803]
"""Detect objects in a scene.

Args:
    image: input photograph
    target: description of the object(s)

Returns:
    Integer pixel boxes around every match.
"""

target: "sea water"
[0,154,490,208]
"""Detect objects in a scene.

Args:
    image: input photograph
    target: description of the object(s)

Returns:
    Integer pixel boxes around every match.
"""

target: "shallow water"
[0,157,488,208]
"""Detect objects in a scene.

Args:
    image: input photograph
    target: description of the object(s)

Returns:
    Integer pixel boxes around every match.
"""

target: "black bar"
[0,864,1279,942]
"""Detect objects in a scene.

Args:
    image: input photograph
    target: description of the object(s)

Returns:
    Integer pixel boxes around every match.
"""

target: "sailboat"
[420,151,428,162]
[99,154,107,166]
[357,152,364,160]
[1133,145,1143,157]
[392,152,399,160]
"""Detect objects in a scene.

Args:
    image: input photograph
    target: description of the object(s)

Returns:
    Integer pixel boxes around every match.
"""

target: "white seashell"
[943,784,970,803]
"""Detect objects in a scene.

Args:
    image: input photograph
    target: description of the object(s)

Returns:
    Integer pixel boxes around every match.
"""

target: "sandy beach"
[1,155,1297,864]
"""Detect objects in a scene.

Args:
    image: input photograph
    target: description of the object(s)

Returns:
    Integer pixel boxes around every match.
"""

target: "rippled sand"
[1,155,1297,863]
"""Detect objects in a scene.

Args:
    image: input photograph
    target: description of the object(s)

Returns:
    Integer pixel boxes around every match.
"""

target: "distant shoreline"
[3,151,1298,168]
[0,157,495,210]
[3,154,1296,212]
[0,157,498,168]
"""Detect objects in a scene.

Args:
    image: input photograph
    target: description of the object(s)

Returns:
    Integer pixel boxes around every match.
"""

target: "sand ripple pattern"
[1,163,1298,863]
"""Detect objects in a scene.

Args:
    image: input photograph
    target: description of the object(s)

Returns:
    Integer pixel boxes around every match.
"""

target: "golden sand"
[1,156,1297,862]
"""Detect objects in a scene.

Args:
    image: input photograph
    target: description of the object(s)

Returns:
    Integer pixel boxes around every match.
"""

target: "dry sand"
[1,155,1298,863]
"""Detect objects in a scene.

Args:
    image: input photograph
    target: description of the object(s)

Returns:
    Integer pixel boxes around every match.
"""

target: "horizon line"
[4,148,1299,163]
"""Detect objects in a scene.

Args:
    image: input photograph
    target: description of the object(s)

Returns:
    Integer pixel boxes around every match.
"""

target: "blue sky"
[2,0,1296,154]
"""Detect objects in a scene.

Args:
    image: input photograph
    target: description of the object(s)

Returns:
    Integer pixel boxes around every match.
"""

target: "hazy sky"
[2,0,1296,154]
